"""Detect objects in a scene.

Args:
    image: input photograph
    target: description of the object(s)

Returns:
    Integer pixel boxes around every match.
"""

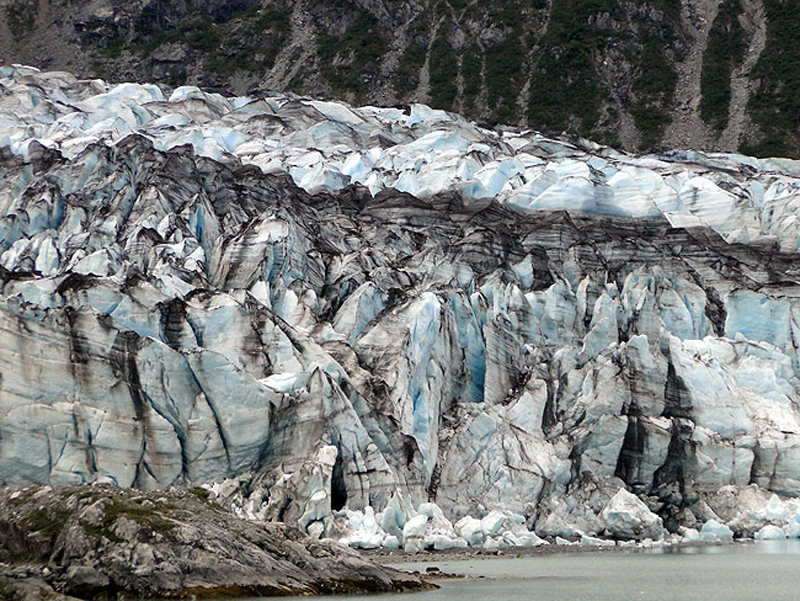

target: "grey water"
[304,540,800,601]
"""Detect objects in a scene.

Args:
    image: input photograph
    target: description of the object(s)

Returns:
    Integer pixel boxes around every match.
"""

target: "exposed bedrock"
[0,484,430,599]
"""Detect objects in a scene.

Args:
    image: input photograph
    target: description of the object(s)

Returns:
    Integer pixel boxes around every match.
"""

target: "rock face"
[2,66,800,546]
[0,485,431,599]
[0,0,797,157]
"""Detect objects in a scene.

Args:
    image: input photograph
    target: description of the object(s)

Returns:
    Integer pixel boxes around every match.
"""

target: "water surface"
[299,540,800,601]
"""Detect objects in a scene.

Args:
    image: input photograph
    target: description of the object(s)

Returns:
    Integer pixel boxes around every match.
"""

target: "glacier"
[3,64,800,549]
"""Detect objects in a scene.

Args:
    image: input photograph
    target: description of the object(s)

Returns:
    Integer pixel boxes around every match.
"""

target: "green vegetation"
[632,23,678,147]
[138,15,219,57]
[9,489,35,507]
[394,1,527,120]
[42,0,798,154]
[461,43,483,113]
[167,68,188,87]
[743,0,800,158]
[484,4,526,123]
[4,0,38,40]
[223,5,292,71]
[190,487,211,502]
[12,489,205,547]
[646,0,681,20]
[428,33,458,110]
[700,0,746,130]
[317,8,387,93]
[21,507,70,540]
[103,36,126,59]
[394,15,430,99]
[527,0,620,136]
[485,32,524,123]
[61,488,102,503]
[131,3,291,76]
[0,577,12,598]
[523,0,681,146]
[81,520,125,544]
[103,497,177,534]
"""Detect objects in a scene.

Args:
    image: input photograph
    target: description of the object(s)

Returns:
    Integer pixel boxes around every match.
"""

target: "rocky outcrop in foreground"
[0,485,431,599]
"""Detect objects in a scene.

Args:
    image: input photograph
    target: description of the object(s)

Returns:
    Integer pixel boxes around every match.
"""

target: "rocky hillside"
[0,0,797,158]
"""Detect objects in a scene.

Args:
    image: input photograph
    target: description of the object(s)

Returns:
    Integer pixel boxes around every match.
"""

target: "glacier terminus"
[3,64,800,552]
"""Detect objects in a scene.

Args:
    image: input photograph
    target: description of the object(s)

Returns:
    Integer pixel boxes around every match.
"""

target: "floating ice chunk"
[427,534,455,550]
[601,488,664,540]
[481,510,507,537]
[514,531,548,547]
[764,494,789,522]
[786,521,800,539]
[403,514,429,539]
[580,534,615,547]
[404,537,425,554]
[755,525,786,540]
[700,519,734,543]
[454,516,484,546]
[338,506,385,549]
[681,528,701,543]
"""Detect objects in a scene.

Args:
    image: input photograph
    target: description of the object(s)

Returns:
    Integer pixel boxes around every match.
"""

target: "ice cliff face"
[3,65,800,546]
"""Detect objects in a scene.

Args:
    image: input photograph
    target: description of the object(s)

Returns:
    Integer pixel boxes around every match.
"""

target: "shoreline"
[359,539,768,585]
[360,538,755,567]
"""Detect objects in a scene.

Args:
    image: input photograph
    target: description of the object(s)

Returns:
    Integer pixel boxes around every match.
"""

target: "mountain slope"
[0,0,797,158]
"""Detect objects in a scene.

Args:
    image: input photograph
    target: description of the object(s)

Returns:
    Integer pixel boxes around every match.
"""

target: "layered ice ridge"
[3,65,800,251]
